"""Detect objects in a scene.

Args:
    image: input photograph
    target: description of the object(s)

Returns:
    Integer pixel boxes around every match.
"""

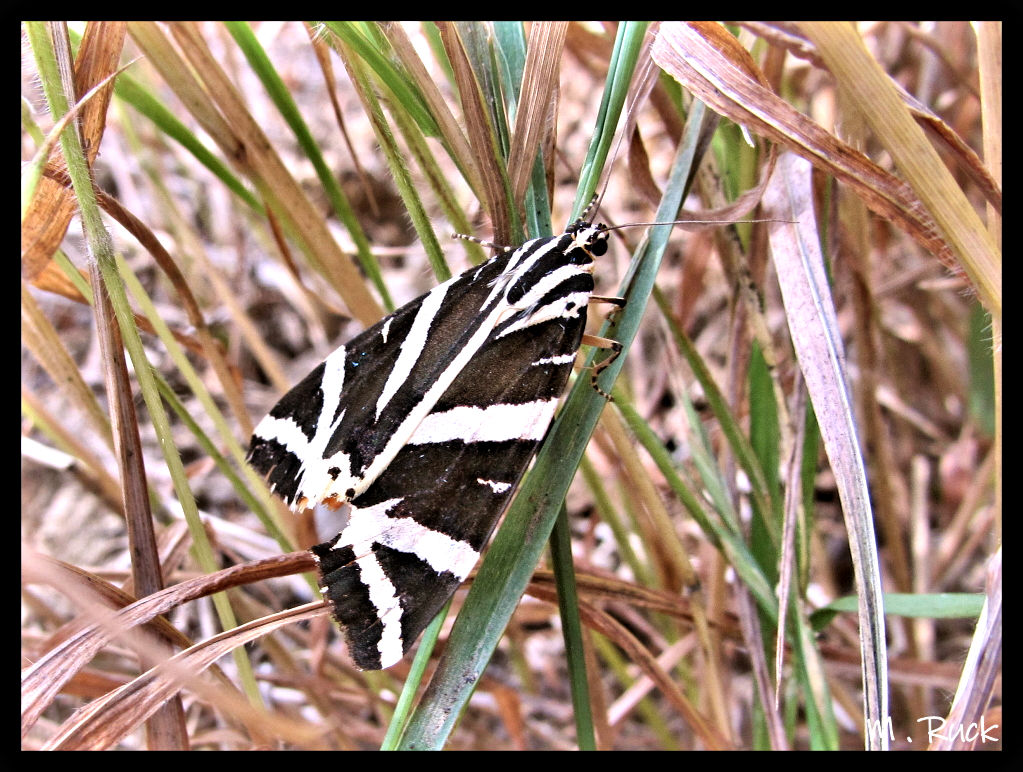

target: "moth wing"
[313,275,592,669]
[250,228,601,669]
[248,251,518,511]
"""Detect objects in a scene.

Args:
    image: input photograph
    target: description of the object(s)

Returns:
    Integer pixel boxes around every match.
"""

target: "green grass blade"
[395,100,705,750]
[225,21,392,309]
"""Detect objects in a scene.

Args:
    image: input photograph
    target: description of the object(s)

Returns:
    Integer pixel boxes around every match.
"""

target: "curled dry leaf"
[738,22,1000,215]
[22,22,126,282]
[651,21,959,274]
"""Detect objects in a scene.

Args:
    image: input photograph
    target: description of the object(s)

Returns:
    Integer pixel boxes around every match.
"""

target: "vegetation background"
[22,22,1000,750]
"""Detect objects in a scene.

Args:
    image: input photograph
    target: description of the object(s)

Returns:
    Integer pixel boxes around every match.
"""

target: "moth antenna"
[585,56,662,225]
[579,124,627,225]
[587,59,659,222]
[590,117,630,219]
[451,232,515,253]
[578,193,600,224]
[602,217,797,233]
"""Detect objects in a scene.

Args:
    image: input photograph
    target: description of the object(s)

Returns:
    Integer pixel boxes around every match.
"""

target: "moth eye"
[589,237,608,257]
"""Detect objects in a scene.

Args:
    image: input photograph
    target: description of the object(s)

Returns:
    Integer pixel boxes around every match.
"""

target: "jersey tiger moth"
[247,204,621,670]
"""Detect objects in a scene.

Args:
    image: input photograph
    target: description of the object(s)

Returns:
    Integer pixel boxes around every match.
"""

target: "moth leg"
[588,294,626,324]
[581,333,622,400]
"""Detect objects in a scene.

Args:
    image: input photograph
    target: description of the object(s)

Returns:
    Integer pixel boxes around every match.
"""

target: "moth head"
[568,221,610,258]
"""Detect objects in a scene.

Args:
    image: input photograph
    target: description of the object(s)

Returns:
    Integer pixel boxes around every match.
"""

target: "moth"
[247,204,621,670]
